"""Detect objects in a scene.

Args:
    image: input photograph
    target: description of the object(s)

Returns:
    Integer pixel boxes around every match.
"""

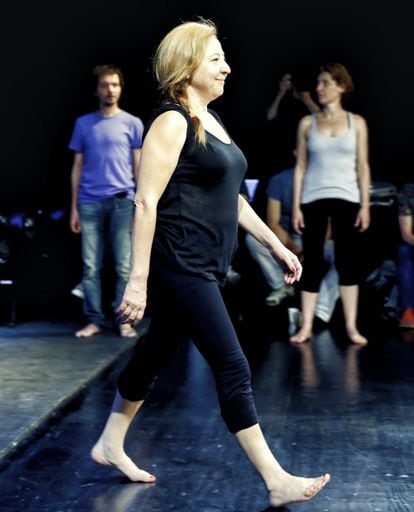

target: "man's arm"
[69,152,83,234]
[132,148,142,183]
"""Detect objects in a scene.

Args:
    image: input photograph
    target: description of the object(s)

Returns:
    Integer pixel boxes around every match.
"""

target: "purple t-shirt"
[69,110,144,203]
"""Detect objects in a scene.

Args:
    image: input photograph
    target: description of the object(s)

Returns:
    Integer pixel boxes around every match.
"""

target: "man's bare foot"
[75,323,101,338]
[91,438,156,483]
[347,330,368,346]
[290,327,312,344]
[269,472,330,507]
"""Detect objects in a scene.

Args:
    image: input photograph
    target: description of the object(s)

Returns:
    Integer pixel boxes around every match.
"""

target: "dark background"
[1,0,412,213]
[0,0,408,314]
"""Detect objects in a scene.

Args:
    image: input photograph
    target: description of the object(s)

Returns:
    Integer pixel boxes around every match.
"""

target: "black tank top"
[146,102,247,284]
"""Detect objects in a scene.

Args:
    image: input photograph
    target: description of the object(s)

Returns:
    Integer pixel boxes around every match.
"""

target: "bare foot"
[91,438,156,483]
[290,327,312,344]
[75,323,101,338]
[119,324,138,338]
[347,330,368,346]
[269,472,330,507]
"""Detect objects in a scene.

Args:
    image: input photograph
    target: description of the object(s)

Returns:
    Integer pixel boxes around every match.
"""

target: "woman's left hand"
[270,246,303,285]
[354,205,370,232]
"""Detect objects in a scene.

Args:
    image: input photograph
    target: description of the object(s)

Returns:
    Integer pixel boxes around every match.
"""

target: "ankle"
[299,323,312,333]
[265,468,291,491]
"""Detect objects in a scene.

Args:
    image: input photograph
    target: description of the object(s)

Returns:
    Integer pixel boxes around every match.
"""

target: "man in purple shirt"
[69,64,144,338]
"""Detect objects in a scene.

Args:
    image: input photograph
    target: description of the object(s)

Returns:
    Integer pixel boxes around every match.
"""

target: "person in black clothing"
[90,19,330,508]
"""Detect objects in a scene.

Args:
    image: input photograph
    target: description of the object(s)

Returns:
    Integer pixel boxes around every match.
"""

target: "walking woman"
[91,19,330,508]
[291,62,371,345]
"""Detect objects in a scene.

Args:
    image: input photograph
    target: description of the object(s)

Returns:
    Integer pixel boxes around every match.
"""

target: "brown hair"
[154,19,218,145]
[93,64,124,88]
[319,62,354,100]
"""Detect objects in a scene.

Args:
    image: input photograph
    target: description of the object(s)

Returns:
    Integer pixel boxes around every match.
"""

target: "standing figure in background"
[69,64,144,338]
[292,62,371,345]
[396,183,414,328]
[91,19,330,508]
[246,162,339,319]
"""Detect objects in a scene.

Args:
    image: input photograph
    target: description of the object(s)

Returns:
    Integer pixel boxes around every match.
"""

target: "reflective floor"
[0,294,414,511]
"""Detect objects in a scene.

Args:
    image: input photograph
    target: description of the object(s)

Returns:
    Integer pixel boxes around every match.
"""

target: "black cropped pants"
[301,198,362,292]
[117,260,258,434]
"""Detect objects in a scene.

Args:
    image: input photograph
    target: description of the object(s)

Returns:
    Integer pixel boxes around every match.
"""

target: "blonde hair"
[154,19,218,145]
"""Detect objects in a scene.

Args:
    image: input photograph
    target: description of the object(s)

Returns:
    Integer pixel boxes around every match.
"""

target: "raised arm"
[118,111,187,325]
[292,90,320,114]
[266,73,292,121]
[354,114,371,231]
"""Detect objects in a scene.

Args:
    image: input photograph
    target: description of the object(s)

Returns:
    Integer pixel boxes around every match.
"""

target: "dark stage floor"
[0,291,414,511]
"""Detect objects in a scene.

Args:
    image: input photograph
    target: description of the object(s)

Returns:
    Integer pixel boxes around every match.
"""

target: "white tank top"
[301,112,360,204]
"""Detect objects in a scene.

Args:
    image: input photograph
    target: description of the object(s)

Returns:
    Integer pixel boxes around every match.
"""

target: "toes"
[350,334,368,345]
[304,473,330,498]
[290,332,311,344]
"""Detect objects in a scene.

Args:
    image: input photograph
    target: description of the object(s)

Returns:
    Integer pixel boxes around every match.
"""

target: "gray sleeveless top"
[301,112,360,204]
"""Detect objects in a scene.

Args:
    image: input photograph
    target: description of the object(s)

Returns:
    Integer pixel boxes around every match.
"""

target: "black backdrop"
[1,0,411,211]
[0,0,409,309]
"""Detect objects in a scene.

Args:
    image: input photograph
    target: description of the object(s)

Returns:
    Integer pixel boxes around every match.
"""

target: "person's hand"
[292,208,305,234]
[116,281,147,327]
[278,73,293,96]
[354,205,370,232]
[270,245,302,285]
[70,209,81,233]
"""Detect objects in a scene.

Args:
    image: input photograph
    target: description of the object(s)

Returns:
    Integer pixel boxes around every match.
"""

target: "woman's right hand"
[292,207,305,234]
[116,281,147,327]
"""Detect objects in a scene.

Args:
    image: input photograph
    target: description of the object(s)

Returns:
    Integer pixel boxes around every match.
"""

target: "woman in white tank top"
[292,62,371,345]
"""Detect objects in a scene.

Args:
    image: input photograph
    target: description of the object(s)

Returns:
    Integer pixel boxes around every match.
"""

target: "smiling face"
[316,71,345,106]
[189,36,231,103]
[96,73,122,107]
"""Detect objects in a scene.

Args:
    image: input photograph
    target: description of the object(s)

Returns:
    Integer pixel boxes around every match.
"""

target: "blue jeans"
[397,241,414,312]
[78,196,134,326]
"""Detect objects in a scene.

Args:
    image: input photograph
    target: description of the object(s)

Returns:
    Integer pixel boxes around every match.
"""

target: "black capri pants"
[300,198,362,292]
[117,260,258,434]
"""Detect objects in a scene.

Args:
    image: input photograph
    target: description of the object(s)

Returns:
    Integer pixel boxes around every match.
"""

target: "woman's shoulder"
[152,101,191,121]
[208,107,221,120]
[297,114,313,134]
[299,114,313,125]
[144,102,190,138]
[349,112,368,132]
